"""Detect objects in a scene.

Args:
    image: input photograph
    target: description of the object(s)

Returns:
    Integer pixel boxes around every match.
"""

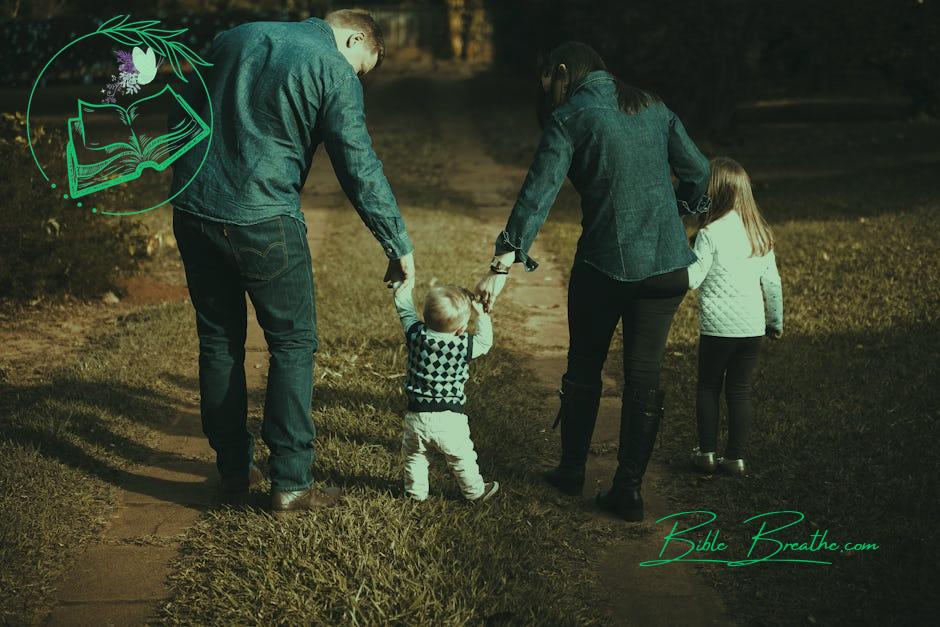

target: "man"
[169,9,415,512]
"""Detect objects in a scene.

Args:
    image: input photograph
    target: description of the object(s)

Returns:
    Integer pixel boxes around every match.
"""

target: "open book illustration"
[66,84,209,199]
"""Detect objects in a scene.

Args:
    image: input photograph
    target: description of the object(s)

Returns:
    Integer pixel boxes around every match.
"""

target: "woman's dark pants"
[561,262,687,483]
[173,209,318,492]
[695,335,762,459]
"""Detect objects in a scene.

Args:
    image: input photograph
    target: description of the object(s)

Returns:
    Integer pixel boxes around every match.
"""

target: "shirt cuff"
[494,230,539,272]
[380,230,414,260]
[678,194,712,216]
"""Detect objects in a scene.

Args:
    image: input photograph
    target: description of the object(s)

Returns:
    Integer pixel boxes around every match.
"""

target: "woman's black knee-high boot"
[596,388,665,521]
[543,376,602,496]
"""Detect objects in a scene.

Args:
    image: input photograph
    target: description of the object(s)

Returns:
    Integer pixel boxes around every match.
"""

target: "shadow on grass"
[0,371,221,509]
[649,321,939,626]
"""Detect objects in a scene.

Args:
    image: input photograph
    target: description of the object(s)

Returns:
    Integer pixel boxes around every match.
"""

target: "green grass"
[154,75,637,624]
[468,72,940,625]
[5,70,938,626]
[158,201,621,624]
[1,72,627,626]
[0,303,204,624]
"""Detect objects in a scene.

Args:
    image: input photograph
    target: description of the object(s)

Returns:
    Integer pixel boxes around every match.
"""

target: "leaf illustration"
[146,28,188,38]
[95,15,213,82]
[103,31,144,47]
[167,48,186,83]
[139,32,168,57]
[123,20,161,30]
[97,14,130,31]
[172,42,212,66]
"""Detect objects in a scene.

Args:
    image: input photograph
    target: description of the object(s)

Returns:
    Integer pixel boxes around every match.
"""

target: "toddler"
[687,157,784,476]
[392,277,499,501]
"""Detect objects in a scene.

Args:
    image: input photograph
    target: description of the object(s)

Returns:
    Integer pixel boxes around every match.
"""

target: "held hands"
[475,251,515,311]
[475,272,508,313]
[385,251,415,289]
[394,275,416,295]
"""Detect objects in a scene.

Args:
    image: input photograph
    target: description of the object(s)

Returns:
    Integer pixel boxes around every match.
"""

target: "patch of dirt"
[0,253,189,383]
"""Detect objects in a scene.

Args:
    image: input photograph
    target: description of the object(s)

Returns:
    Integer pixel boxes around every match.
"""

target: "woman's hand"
[475,272,508,313]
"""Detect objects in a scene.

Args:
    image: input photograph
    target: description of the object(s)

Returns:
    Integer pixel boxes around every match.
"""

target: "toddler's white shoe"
[473,481,499,502]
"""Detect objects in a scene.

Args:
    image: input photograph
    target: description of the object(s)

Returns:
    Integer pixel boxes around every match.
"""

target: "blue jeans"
[173,208,317,491]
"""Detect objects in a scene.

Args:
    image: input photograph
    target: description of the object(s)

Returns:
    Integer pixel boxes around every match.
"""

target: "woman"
[475,42,710,522]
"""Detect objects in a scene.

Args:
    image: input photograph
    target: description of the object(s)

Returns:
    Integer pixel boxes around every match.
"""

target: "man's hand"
[766,326,783,340]
[475,271,508,313]
[385,251,415,288]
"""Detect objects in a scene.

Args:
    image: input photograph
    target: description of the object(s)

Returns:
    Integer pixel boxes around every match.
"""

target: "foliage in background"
[0,4,329,87]
[0,112,149,300]
[5,0,939,121]
[485,0,940,133]
[861,0,940,117]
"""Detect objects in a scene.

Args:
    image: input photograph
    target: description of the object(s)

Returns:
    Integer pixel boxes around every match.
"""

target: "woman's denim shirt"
[495,71,710,281]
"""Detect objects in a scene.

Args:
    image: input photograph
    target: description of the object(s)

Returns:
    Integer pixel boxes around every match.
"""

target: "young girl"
[687,157,783,476]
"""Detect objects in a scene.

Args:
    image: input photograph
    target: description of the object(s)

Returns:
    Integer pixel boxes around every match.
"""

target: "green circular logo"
[25,15,214,216]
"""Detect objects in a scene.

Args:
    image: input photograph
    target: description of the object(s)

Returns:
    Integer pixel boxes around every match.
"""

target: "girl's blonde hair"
[423,285,473,333]
[701,157,774,257]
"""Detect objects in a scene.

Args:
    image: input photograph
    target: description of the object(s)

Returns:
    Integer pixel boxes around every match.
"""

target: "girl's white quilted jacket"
[687,210,783,337]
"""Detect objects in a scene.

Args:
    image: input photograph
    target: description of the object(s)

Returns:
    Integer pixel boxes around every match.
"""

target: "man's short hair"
[325,9,386,68]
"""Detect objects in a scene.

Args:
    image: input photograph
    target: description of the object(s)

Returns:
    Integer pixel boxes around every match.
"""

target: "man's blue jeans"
[173,208,317,491]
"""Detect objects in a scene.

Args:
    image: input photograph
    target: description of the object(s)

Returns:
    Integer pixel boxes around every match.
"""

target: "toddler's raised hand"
[393,276,415,294]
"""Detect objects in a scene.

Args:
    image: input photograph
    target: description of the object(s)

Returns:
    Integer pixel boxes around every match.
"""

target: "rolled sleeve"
[494,230,539,272]
[321,73,413,259]
[495,114,573,272]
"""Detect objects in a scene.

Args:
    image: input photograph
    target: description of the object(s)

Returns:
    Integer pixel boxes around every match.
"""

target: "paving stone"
[103,503,203,540]
[54,545,175,604]
[45,599,157,626]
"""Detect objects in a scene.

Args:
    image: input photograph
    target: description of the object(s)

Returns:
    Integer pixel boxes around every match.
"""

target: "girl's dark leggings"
[696,334,762,459]
[565,262,687,392]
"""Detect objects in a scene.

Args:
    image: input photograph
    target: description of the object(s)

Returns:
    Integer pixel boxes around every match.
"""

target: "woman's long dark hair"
[536,41,660,128]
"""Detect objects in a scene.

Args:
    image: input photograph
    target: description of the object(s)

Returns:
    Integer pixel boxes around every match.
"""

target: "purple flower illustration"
[101,49,140,104]
[115,49,135,74]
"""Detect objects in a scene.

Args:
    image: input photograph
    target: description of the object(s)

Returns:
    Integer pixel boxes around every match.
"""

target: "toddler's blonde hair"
[423,285,473,333]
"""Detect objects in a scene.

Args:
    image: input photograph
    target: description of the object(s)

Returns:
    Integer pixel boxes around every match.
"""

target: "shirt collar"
[426,327,464,340]
[303,17,338,48]
[569,70,616,98]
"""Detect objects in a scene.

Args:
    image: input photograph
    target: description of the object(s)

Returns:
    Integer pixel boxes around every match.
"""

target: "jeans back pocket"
[227,216,289,281]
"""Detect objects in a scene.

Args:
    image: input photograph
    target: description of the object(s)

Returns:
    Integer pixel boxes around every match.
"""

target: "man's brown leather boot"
[270,484,343,513]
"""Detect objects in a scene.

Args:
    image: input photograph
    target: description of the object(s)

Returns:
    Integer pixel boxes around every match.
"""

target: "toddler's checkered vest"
[404,322,474,412]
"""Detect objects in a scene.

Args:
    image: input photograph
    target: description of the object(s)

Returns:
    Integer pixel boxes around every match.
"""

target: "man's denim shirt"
[496,71,710,281]
[169,17,412,259]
